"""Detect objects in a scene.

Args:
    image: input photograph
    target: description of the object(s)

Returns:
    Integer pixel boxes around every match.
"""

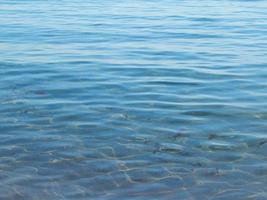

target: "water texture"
[1,0,267,199]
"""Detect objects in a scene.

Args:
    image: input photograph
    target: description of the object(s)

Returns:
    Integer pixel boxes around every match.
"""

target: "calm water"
[1,0,267,199]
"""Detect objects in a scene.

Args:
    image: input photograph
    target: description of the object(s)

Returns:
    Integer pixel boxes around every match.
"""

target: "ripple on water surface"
[0,0,267,199]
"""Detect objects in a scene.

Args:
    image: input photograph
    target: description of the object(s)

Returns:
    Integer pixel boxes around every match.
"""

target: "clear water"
[1,0,267,199]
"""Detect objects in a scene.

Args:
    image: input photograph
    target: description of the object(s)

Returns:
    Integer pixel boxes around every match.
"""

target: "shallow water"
[1,0,267,199]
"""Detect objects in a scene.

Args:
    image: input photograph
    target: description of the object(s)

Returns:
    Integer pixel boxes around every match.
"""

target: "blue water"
[1,0,267,199]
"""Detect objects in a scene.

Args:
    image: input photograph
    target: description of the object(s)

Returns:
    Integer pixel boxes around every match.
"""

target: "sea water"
[0,0,267,199]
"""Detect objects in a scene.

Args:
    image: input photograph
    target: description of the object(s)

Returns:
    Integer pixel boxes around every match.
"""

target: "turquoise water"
[1,0,267,199]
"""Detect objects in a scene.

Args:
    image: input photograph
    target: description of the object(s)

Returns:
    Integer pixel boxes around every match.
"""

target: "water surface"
[1,0,267,199]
